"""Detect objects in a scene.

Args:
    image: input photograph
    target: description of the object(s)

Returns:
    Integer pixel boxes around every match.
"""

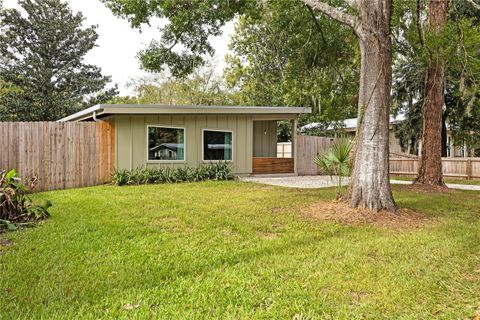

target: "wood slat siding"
[390,157,480,180]
[296,135,342,175]
[0,121,115,191]
[252,157,294,174]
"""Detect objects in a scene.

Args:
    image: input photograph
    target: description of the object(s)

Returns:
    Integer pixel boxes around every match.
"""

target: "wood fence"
[296,135,480,179]
[276,142,292,158]
[296,135,342,175]
[0,121,115,191]
[390,157,480,180]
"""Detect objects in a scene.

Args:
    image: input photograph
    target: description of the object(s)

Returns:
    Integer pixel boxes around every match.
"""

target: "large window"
[147,126,185,161]
[203,130,233,161]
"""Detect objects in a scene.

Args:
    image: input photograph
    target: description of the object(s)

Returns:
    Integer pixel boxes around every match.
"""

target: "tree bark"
[347,1,396,212]
[441,112,447,157]
[301,0,396,212]
[415,0,448,186]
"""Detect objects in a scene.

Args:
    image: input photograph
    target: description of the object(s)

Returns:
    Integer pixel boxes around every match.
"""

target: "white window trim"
[146,125,186,163]
[201,128,234,162]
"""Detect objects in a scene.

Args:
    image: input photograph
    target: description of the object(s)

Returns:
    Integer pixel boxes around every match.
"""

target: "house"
[60,104,311,175]
[302,115,474,158]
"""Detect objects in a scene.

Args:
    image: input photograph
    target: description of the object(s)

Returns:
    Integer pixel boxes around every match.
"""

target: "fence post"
[466,159,472,180]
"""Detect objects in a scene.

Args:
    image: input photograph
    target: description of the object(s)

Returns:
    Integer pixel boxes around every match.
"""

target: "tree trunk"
[347,3,396,212]
[301,0,396,211]
[441,112,447,157]
[415,0,448,186]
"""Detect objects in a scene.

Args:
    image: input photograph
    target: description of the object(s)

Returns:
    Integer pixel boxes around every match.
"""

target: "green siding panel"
[114,114,256,175]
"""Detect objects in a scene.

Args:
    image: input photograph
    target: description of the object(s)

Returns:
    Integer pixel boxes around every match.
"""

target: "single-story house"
[302,114,475,158]
[60,104,311,175]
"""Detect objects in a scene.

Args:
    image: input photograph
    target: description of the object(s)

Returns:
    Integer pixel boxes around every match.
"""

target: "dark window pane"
[203,130,232,161]
[148,127,185,161]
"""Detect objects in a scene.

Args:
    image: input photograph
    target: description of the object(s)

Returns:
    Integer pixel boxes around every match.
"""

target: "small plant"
[111,162,234,186]
[314,140,353,199]
[0,169,52,232]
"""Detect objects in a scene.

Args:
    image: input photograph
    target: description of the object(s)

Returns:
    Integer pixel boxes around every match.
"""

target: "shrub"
[0,169,52,232]
[314,140,353,199]
[111,162,234,186]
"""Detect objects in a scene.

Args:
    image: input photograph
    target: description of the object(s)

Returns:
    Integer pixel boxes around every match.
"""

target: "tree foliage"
[103,0,258,78]
[224,0,359,130]
[0,0,118,121]
[112,64,238,106]
[104,0,359,132]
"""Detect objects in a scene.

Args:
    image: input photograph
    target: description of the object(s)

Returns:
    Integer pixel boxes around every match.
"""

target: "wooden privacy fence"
[0,121,115,191]
[390,157,480,180]
[297,135,480,179]
[296,135,342,175]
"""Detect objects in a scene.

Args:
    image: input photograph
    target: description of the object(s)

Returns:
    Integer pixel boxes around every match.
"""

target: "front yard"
[1,181,479,319]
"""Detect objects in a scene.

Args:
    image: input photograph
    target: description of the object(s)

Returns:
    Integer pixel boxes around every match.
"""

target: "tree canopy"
[112,63,238,106]
[224,0,359,131]
[0,0,118,121]
[103,0,258,78]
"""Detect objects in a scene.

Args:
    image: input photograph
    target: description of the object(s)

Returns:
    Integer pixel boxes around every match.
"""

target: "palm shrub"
[0,169,52,232]
[314,140,353,199]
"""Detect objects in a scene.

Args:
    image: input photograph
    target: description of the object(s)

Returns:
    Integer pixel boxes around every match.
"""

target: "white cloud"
[3,0,233,95]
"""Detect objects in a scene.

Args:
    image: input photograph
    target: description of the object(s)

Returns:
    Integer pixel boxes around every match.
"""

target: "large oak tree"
[283,0,397,211]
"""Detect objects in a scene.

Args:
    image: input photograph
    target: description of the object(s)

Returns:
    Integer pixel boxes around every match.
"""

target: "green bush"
[314,140,353,199]
[0,169,52,232]
[111,162,234,186]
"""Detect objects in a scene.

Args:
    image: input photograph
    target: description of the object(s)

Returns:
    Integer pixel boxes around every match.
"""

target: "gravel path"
[240,175,480,191]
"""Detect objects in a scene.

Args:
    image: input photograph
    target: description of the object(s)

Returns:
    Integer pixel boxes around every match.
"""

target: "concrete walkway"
[240,175,480,191]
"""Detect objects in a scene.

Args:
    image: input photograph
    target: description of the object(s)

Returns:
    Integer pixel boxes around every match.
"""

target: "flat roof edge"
[59,105,311,122]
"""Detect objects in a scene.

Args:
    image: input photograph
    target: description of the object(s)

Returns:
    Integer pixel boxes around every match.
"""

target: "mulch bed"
[394,183,455,194]
[302,200,432,230]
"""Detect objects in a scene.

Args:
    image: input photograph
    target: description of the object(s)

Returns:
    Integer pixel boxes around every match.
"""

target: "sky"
[3,0,234,95]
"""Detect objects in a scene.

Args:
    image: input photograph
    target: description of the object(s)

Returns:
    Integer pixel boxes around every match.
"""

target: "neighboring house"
[302,115,474,158]
[60,104,311,175]
[149,142,183,160]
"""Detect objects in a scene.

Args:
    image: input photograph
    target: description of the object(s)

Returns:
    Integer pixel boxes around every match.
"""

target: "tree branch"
[344,0,358,11]
[466,0,480,10]
[299,0,358,30]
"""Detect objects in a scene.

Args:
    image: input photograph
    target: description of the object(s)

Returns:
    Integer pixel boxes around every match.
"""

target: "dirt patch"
[350,290,370,305]
[152,216,191,232]
[271,207,286,214]
[302,200,431,230]
[394,183,455,194]
[256,231,279,240]
[0,238,14,247]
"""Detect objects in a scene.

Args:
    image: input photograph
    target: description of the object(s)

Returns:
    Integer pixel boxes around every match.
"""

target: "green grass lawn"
[1,181,479,319]
[392,175,480,185]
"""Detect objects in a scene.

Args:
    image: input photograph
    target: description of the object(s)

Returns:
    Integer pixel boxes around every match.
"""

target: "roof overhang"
[58,104,312,122]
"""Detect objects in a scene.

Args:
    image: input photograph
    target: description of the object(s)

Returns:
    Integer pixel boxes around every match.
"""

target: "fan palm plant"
[314,140,353,199]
